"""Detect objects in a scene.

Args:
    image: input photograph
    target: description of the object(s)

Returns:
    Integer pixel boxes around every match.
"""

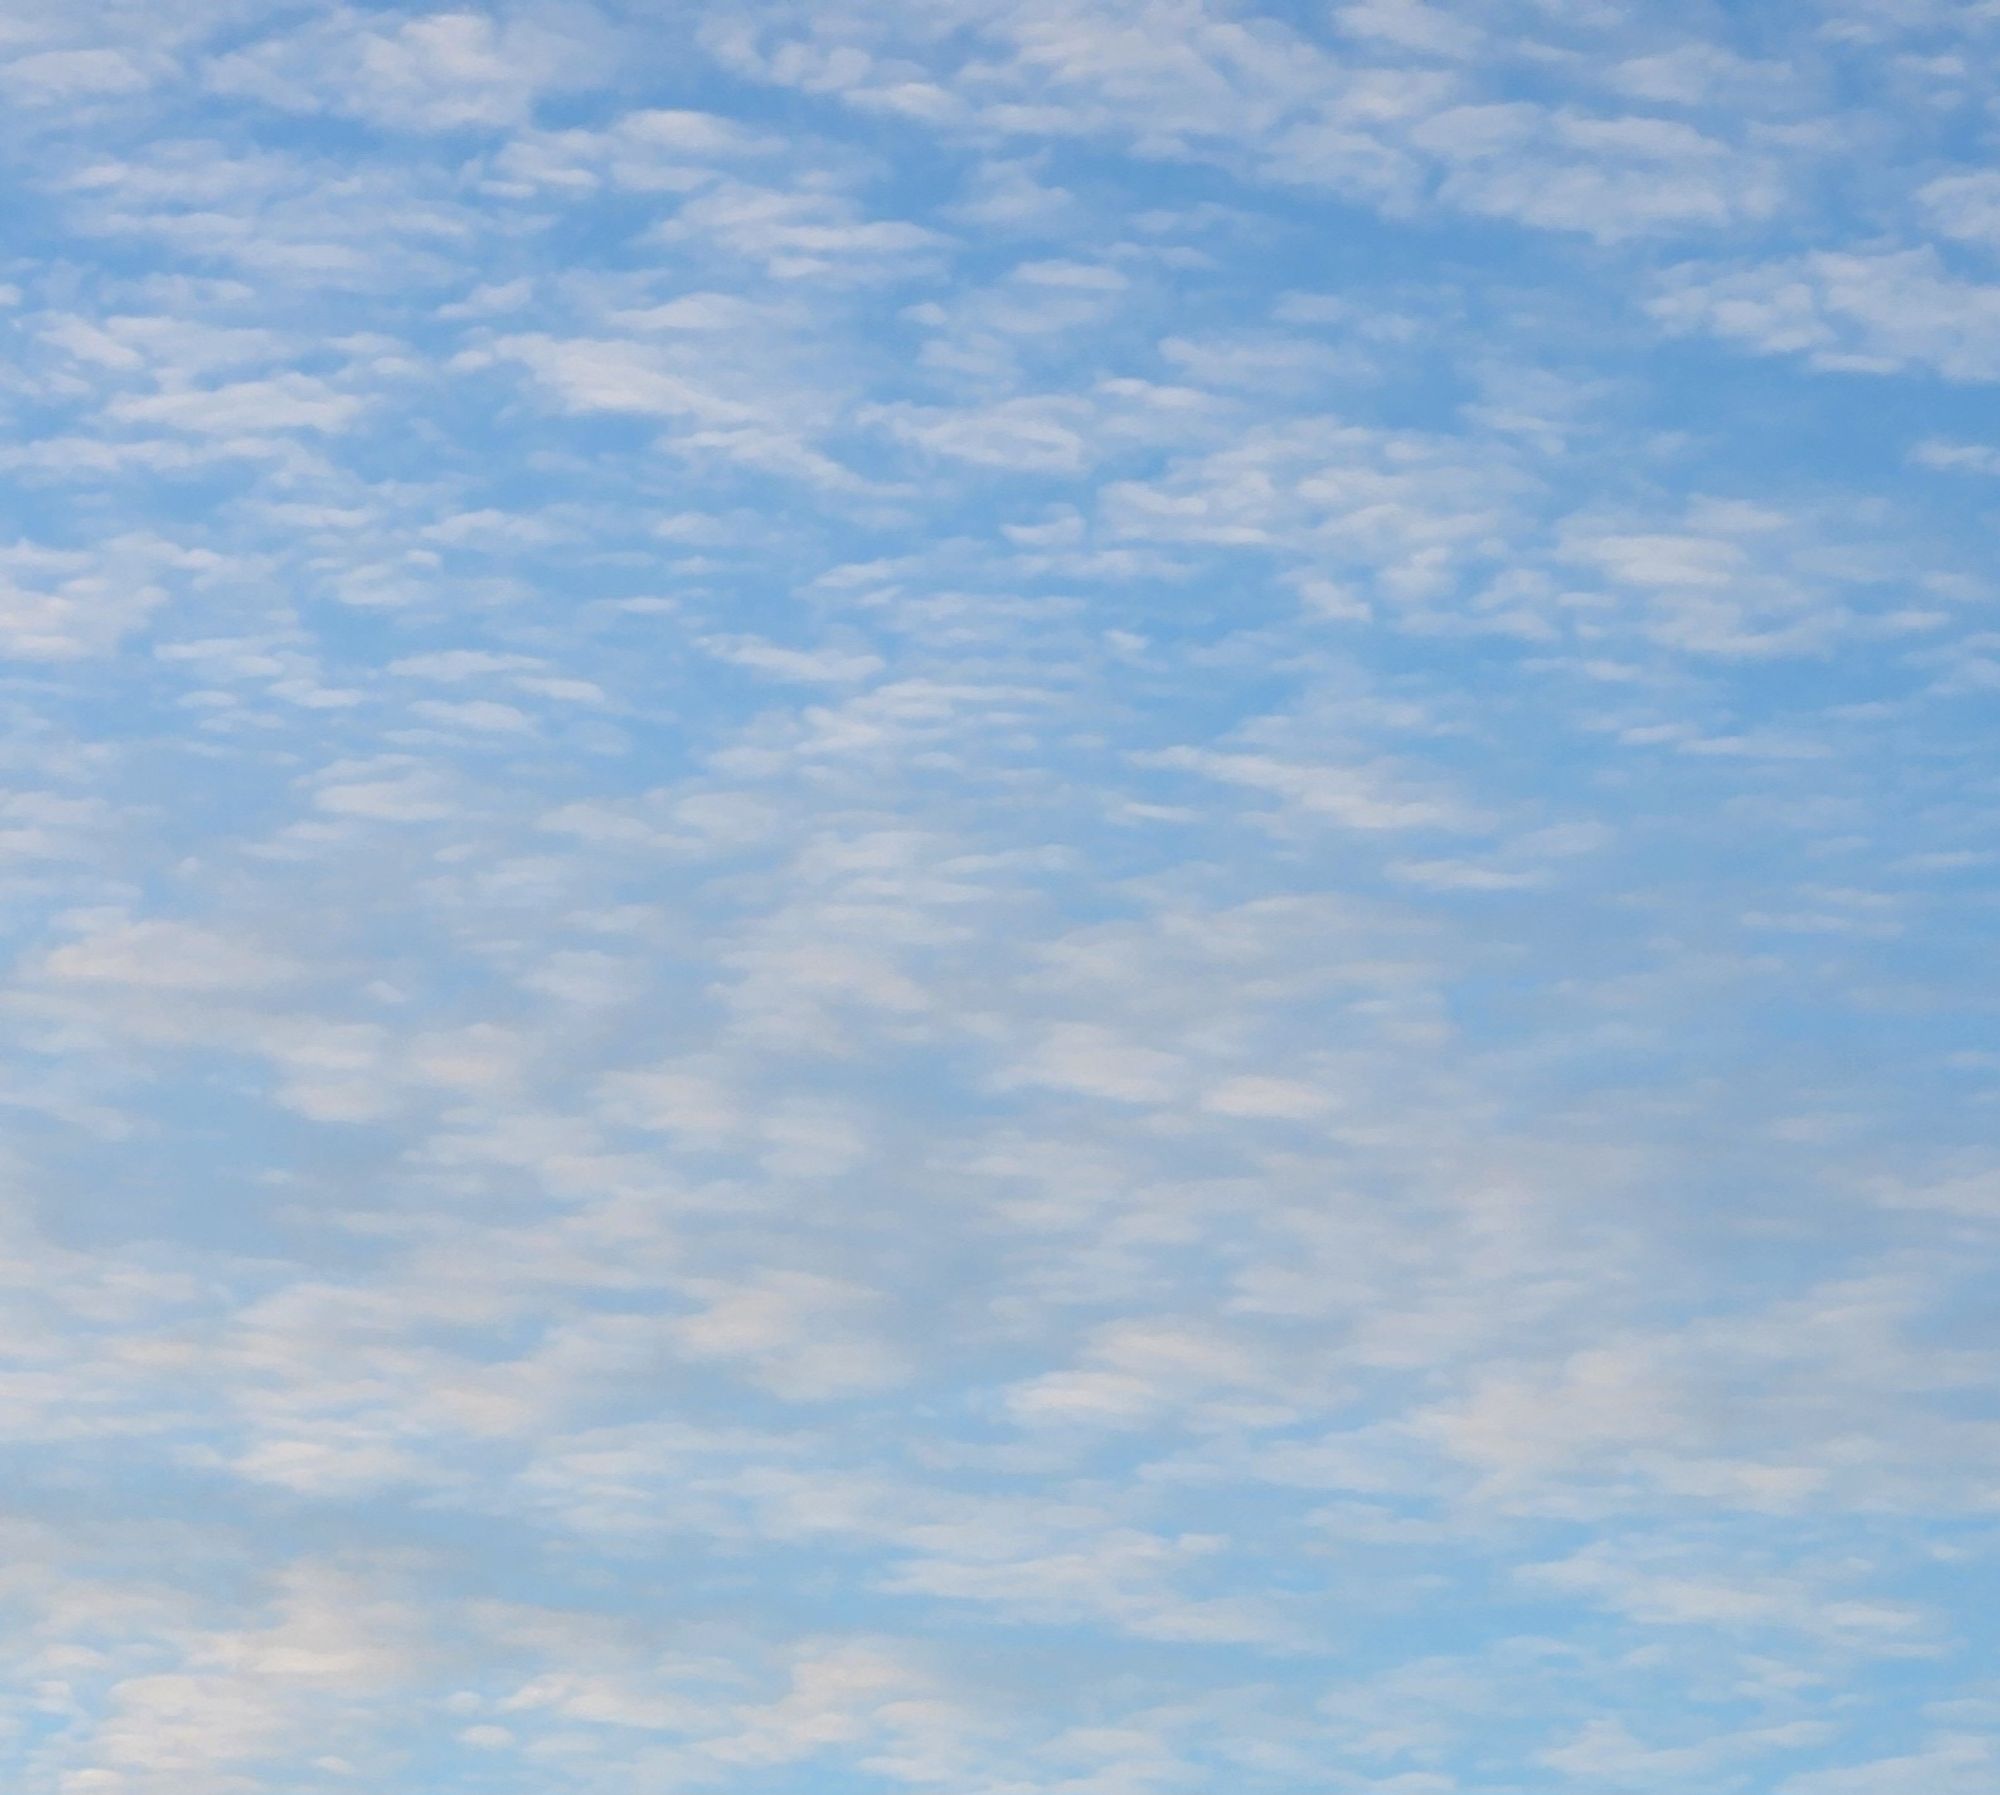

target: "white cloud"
[207,9,611,131]
[38,918,297,991]
[1652,247,2000,379]
[2,46,156,101]
[108,374,365,434]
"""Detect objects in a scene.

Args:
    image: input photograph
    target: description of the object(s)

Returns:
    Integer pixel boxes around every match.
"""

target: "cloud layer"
[1,3,1997,1791]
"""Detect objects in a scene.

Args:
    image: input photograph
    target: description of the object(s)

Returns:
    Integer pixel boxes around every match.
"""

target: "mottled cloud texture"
[2,2,1998,1790]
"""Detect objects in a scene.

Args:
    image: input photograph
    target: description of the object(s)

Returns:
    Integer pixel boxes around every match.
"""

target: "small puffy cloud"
[672,1272,906,1400]
[37,918,298,991]
[2,47,157,102]
[1415,103,1781,240]
[208,9,610,131]
[109,374,365,434]
[1651,247,2000,380]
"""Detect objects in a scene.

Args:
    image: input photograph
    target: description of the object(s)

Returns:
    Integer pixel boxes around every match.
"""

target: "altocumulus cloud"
[0,1,1996,1791]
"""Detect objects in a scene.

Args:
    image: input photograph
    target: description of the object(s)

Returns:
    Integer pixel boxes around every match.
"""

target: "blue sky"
[1,1,1998,1790]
